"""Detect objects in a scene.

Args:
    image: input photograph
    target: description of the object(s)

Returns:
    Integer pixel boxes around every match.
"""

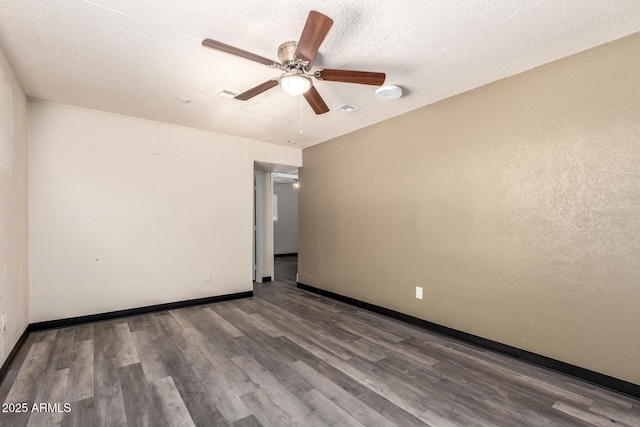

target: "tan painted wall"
[299,32,640,385]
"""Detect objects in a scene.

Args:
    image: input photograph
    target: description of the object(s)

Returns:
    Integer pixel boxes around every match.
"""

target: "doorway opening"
[253,162,298,285]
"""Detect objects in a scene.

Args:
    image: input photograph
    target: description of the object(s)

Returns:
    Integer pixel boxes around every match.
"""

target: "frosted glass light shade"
[280,74,312,96]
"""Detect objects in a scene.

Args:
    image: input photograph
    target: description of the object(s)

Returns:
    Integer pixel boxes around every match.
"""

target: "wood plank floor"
[1,255,638,426]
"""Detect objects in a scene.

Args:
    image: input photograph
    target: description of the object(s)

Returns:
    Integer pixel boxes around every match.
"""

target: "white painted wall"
[28,102,301,322]
[0,46,29,365]
[274,183,298,255]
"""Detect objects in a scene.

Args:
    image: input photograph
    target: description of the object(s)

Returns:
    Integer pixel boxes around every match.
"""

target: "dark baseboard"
[274,253,298,257]
[297,282,640,400]
[0,290,253,385]
[0,327,30,385]
[261,277,272,283]
[30,291,253,332]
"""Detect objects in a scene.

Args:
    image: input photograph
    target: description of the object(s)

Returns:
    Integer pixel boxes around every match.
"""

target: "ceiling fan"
[202,10,386,114]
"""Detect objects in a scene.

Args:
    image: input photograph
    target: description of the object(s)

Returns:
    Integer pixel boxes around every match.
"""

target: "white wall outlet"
[204,273,212,282]
[416,286,423,300]
[1,313,6,333]
[296,273,299,282]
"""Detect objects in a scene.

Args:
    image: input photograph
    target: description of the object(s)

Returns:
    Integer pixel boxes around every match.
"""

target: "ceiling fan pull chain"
[299,95,304,135]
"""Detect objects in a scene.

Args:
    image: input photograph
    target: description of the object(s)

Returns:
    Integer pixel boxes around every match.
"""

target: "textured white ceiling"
[1,1,639,149]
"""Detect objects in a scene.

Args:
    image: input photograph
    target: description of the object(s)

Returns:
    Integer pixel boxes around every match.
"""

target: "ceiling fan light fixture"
[279,73,312,96]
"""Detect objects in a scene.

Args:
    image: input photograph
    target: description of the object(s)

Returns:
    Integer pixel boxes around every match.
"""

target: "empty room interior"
[0,1,639,426]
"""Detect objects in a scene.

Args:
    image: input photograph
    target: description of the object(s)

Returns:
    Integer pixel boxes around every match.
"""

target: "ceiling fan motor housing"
[278,41,310,72]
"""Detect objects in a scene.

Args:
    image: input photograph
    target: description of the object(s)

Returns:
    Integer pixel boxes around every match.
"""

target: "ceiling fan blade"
[303,86,330,114]
[295,11,334,63]
[202,38,278,67]
[235,79,279,100]
[315,69,386,86]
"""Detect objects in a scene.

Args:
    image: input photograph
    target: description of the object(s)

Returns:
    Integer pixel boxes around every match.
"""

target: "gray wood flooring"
[1,255,638,426]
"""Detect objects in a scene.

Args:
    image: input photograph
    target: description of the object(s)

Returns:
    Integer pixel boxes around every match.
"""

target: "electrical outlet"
[296,273,299,282]
[1,313,6,333]
[204,273,212,282]
[416,286,423,300]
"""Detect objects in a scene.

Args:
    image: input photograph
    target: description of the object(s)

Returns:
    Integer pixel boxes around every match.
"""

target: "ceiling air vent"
[335,103,360,113]
[216,87,239,98]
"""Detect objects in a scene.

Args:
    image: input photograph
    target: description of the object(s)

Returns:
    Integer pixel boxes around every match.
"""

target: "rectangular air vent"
[335,103,360,113]
[216,87,239,98]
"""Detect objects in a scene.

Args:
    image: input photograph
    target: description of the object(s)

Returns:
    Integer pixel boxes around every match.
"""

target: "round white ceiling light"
[280,73,312,96]
[375,85,402,101]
